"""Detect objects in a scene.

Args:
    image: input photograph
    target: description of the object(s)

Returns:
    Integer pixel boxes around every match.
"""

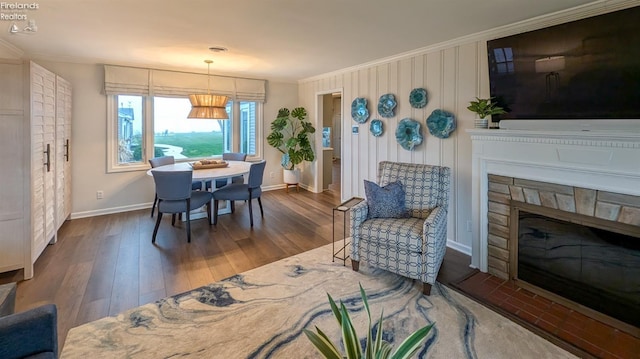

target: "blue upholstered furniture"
[213,160,266,227]
[210,152,248,189]
[149,156,203,217]
[151,170,213,243]
[350,161,450,295]
[0,303,58,359]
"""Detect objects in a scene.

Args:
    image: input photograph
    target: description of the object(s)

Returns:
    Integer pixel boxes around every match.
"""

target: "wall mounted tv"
[487,6,640,121]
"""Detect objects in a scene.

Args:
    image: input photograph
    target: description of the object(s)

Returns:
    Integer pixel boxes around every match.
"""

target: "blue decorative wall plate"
[395,118,423,150]
[370,119,383,137]
[377,93,396,118]
[409,88,428,109]
[351,97,369,123]
[426,109,456,139]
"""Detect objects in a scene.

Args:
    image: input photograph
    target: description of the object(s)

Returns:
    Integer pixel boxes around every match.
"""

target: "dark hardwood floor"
[0,187,472,351]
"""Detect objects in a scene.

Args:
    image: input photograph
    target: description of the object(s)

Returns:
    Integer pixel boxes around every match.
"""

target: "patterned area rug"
[61,244,576,358]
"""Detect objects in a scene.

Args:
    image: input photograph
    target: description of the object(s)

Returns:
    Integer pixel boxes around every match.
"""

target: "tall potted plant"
[467,97,506,129]
[267,107,316,184]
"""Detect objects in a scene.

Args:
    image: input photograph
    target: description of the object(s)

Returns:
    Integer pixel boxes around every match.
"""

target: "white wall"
[31,61,298,218]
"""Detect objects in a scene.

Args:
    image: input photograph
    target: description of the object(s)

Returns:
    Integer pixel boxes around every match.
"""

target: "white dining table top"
[146,160,252,180]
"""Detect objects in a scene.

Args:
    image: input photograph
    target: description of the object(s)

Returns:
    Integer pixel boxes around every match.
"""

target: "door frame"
[314,88,342,194]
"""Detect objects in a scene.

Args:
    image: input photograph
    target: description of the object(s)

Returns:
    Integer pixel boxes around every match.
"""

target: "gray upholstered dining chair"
[350,161,450,295]
[212,160,266,227]
[208,152,248,190]
[150,170,213,243]
[149,155,203,217]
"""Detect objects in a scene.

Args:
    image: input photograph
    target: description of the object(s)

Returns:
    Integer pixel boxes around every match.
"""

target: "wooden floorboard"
[0,187,473,352]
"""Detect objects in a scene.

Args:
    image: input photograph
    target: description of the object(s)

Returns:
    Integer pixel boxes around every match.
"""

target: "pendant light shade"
[188,60,229,119]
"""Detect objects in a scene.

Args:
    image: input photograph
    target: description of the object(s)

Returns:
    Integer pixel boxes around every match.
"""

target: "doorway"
[317,90,342,198]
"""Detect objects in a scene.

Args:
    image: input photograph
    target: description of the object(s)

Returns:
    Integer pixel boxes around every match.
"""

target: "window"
[108,95,262,172]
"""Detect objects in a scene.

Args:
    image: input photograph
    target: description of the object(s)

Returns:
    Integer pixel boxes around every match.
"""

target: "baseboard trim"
[71,203,152,219]
[446,240,471,256]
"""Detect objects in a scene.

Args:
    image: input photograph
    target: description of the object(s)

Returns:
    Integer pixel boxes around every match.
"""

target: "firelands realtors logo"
[1,2,39,34]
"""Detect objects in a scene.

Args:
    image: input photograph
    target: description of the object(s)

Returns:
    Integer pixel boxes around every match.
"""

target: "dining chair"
[149,155,203,217]
[208,152,248,190]
[213,160,266,227]
[151,170,213,243]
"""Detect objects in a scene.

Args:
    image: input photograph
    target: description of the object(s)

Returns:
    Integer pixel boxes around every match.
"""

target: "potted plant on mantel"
[267,107,316,186]
[467,97,506,129]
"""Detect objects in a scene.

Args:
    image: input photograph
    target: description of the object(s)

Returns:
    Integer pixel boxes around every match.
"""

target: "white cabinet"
[0,60,72,279]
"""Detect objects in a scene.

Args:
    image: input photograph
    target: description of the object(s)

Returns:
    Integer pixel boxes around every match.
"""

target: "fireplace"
[469,125,640,335]
[511,201,640,330]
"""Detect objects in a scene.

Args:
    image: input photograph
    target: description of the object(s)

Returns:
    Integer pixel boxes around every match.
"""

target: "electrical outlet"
[96,190,104,199]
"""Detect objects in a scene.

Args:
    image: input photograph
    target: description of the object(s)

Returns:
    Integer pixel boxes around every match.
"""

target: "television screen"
[487,6,640,121]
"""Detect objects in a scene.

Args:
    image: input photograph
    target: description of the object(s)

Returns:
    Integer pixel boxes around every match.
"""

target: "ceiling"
[0,0,598,82]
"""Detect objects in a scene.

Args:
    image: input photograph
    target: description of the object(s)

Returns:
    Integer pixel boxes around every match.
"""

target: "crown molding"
[0,38,24,59]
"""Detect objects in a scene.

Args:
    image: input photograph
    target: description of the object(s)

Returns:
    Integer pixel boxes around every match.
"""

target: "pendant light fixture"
[188,59,229,119]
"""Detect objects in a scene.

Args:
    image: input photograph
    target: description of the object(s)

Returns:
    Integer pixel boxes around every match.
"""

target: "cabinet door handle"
[44,143,51,172]
[64,139,70,162]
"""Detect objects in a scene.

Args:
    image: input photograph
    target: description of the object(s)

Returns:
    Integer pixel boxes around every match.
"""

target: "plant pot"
[283,169,299,184]
[474,117,489,129]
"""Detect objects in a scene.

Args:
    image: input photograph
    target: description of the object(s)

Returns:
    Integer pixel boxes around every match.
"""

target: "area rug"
[61,244,576,358]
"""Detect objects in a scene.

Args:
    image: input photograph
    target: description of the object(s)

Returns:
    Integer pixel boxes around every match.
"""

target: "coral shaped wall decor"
[426,109,456,139]
[395,118,423,150]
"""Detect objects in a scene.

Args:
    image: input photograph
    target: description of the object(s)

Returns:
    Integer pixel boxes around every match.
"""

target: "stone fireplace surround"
[468,122,640,274]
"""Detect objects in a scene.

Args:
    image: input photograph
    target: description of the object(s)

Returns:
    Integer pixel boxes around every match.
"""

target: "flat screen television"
[487,6,640,121]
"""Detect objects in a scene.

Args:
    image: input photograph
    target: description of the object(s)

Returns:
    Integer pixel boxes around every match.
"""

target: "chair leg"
[230,201,235,213]
[422,283,432,296]
[213,200,219,225]
[172,214,176,226]
[257,197,264,218]
[206,202,212,225]
[351,260,359,271]
[186,200,191,243]
[151,194,158,217]
[248,198,254,227]
[152,212,163,243]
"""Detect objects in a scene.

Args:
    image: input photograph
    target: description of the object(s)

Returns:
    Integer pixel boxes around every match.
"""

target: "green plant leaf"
[375,342,393,359]
[291,107,307,120]
[303,328,343,359]
[359,284,374,359]
[328,293,342,327]
[277,107,290,117]
[340,304,362,359]
[373,309,384,355]
[389,323,433,359]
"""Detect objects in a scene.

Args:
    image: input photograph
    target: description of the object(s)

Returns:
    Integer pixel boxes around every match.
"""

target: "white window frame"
[107,95,263,173]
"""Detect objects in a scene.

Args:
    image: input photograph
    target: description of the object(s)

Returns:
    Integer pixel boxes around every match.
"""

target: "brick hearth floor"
[453,271,639,359]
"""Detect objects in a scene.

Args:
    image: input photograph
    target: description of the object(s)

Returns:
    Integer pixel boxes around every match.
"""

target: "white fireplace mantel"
[468,128,640,271]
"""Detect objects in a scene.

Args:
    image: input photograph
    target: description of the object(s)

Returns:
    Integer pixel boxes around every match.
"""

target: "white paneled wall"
[299,41,488,253]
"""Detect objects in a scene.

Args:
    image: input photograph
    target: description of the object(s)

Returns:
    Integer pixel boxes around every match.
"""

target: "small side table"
[332,197,364,265]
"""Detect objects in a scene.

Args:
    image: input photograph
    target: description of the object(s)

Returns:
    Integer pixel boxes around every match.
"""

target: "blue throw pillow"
[363,180,410,219]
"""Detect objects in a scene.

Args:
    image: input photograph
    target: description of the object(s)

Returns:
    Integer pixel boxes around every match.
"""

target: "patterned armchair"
[350,161,450,295]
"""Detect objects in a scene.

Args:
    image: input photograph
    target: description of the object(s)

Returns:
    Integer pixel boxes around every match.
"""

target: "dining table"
[147,160,252,224]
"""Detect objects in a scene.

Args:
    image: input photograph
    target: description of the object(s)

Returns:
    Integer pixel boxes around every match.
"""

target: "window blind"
[103,65,266,102]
